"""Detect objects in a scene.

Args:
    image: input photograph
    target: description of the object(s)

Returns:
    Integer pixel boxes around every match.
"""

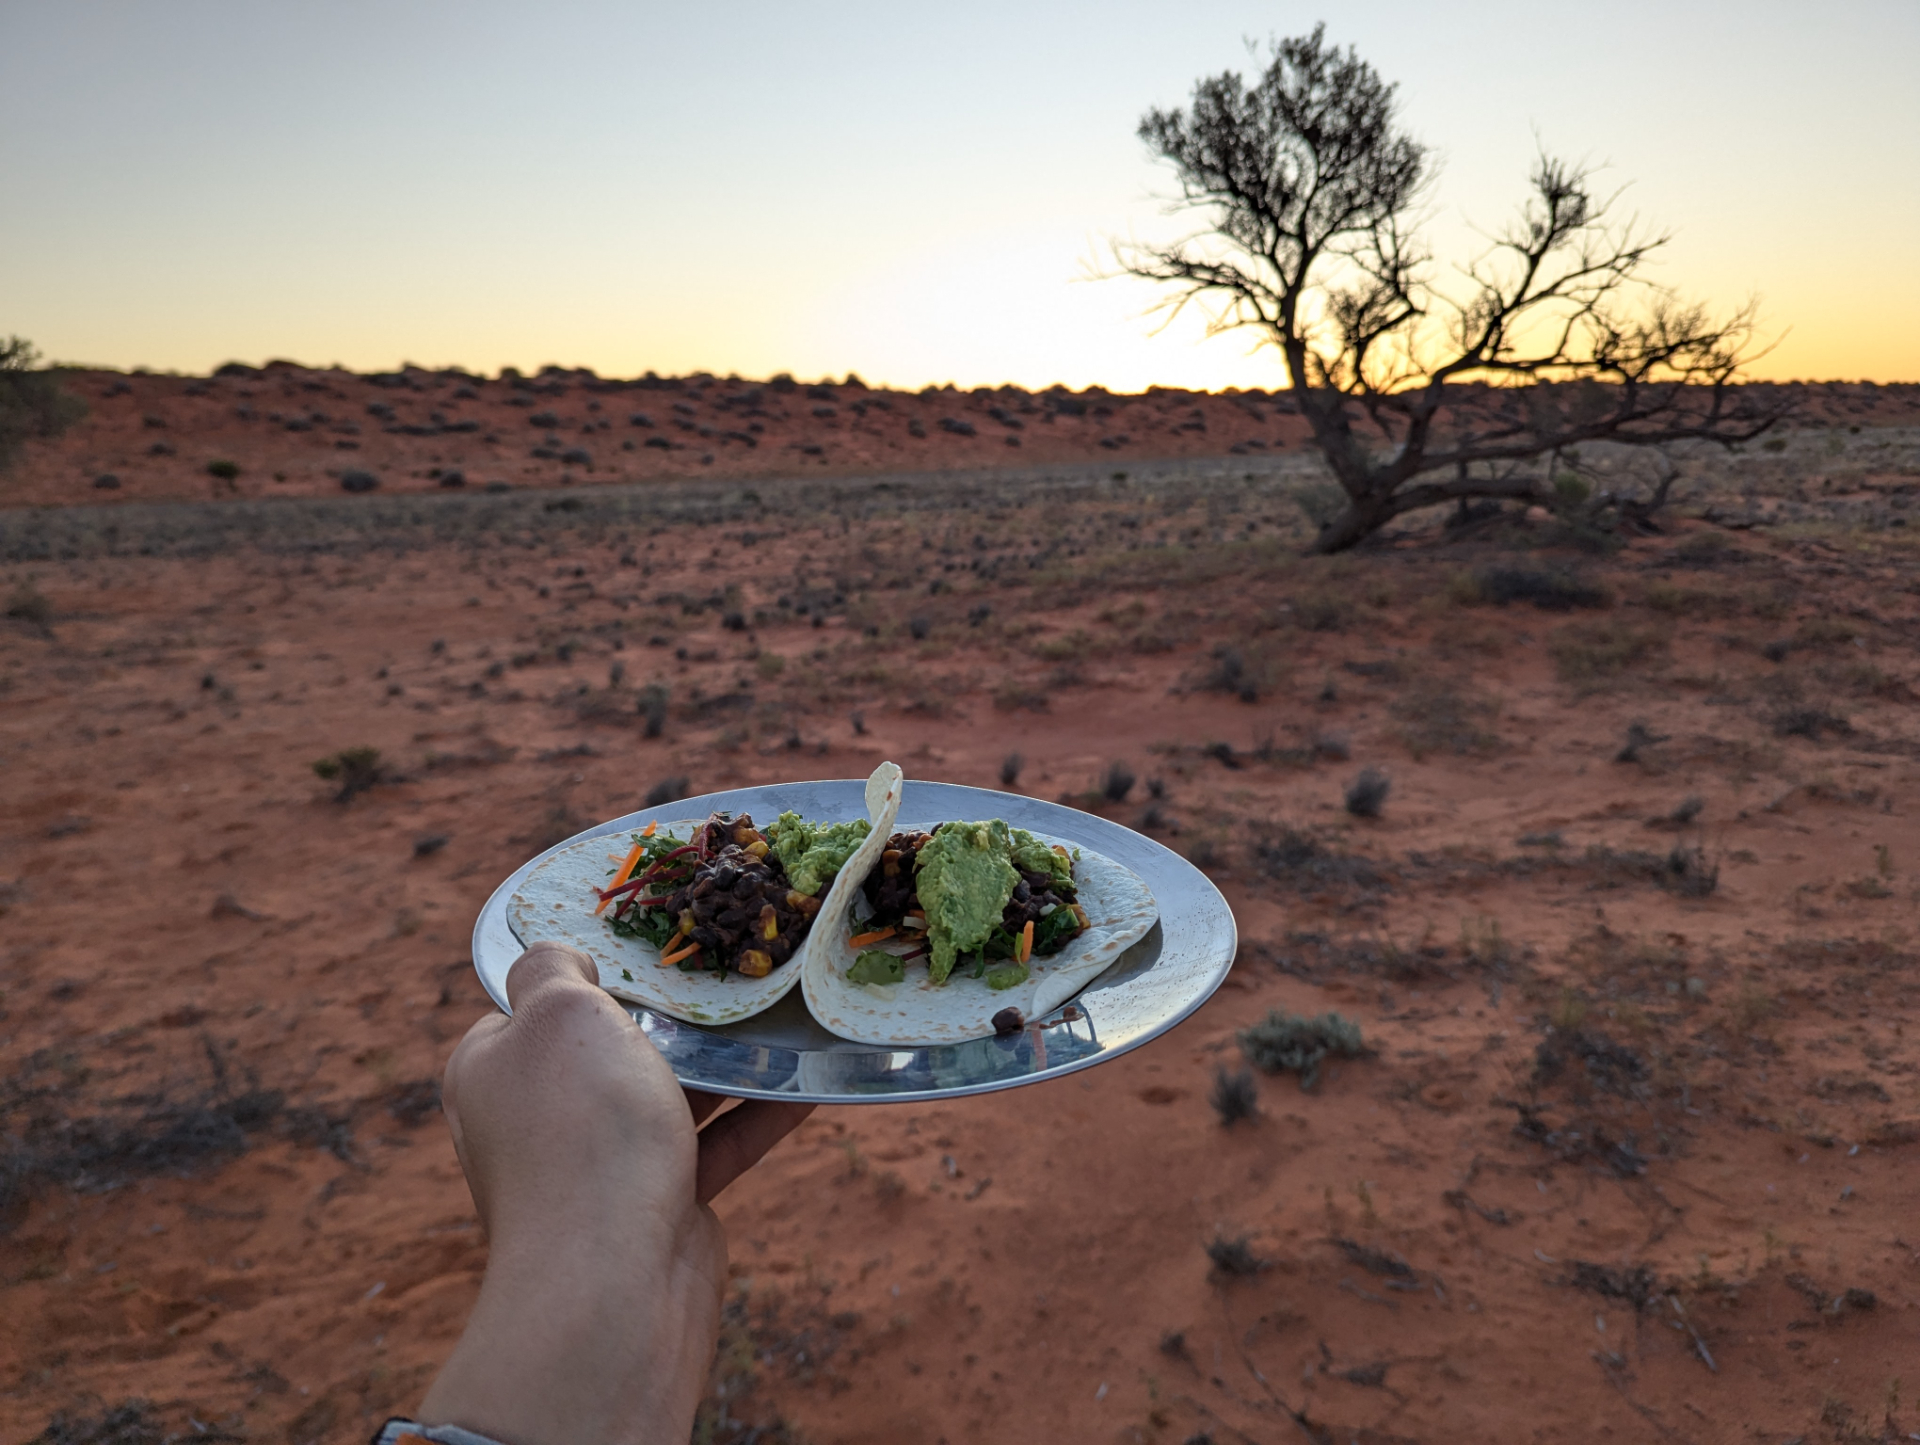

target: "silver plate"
[472,780,1236,1104]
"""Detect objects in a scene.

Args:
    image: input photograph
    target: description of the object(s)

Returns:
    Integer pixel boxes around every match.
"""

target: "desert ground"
[3,369,1920,1445]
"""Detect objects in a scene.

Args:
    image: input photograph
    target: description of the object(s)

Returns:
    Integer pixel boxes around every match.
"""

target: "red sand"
[2,384,1919,1444]
[6,365,1917,511]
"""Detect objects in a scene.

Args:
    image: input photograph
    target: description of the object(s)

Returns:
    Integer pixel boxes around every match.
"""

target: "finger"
[683,1088,730,1129]
[694,1100,815,1204]
[439,1010,511,1161]
[502,941,597,1011]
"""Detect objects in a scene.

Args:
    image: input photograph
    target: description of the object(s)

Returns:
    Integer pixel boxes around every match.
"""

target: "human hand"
[418,942,813,1445]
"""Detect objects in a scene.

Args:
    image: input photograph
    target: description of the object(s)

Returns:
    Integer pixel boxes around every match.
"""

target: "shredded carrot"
[1019,919,1034,964]
[595,842,647,915]
[641,821,657,838]
[848,927,895,948]
[657,938,700,968]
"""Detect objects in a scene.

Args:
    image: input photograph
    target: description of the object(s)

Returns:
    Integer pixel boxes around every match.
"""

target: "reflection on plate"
[474,779,1235,1104]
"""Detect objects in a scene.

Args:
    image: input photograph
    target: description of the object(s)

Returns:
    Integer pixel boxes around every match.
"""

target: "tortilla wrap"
[507,762,904,1027]
[801,826,1158,1047]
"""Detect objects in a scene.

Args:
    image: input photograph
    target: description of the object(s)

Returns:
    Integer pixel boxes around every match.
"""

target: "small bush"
[1253,826,1387,898]
[311,745,385,802]
[1205,1231,1270,1277]
[908,614,931,640]
[638,683,669,737]
[1613,721,1666,763]
[1201,645,1254,700]
[26,1400,168,1445]
[1000,751,1023,788]
[1238,1009,1365,1089]
[1291,589,1351,631]
[5,580,52,628]
[644,775,690,807]
[339,469,379,493]
[1209,1065,1259,1125]
[1391,679,1499,758]
[1549,619,1667,688]
[1773,706,1850,741]
[1102,761,1135,802]
[1474,566,1608,611]
[0,336,87,471]
[205,459,240,481]
[1344,767,1390,818]
[1662,843,1719,898]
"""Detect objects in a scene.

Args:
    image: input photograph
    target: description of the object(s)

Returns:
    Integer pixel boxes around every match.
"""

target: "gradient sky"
[3,1,1916,389]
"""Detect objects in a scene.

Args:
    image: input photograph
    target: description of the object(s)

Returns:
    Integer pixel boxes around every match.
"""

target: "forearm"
[421,1221,725,1445]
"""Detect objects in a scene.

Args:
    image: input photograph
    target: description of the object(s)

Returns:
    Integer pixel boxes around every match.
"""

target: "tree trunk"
[1307,494,1396,554]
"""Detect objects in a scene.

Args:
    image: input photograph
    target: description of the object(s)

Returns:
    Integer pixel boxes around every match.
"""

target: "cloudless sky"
[3,1,1916,388]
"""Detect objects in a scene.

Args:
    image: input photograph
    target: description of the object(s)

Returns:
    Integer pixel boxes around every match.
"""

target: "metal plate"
[472,779,1236,1104]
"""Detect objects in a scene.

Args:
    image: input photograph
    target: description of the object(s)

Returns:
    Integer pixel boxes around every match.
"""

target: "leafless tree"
[1121,26,1789,552]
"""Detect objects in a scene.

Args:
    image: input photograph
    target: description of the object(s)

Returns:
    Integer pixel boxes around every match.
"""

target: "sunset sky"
[3,1,1915,389]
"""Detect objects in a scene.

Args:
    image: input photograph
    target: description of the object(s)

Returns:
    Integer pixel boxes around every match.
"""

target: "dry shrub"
[1209,1065,1259,1125]
[1642,579,1740,618]
[1390,678,1500,758]
[1472,565,1608,611]
[1344,766,1390,818]
[1549,619,1668,689]
[310,746,386,802]
[1205,1231,1271,1277]
[1238,1008,1365,1089]
[5,579,52,629]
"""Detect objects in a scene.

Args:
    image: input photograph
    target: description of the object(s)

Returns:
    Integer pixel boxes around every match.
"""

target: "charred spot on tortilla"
[992,1006,1025,1036]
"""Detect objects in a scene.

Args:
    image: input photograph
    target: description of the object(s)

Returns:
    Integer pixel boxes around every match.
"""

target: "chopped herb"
[621,968,633,981]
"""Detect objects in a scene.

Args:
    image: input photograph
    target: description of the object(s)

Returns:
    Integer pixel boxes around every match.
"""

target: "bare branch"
[1112,34,1787,551]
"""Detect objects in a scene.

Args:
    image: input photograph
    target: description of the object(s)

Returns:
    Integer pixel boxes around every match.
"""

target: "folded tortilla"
[507,762,904,1027]
[800,823,1159,1047]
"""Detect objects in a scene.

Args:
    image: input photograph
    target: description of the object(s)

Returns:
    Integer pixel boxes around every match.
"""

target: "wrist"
[419,1212,724,1445]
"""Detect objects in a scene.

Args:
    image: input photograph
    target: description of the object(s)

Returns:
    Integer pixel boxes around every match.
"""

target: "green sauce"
[765,811,872,896]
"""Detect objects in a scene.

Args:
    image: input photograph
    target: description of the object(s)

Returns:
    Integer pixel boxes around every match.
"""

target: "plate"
[472,779,1237,1104]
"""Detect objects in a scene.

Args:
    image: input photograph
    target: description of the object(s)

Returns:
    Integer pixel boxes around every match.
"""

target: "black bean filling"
[660,812,820,976]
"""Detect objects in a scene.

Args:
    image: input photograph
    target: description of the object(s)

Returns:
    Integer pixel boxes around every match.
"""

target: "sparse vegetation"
[1102,760,1136,802]
[6,578,52,629]
[1391,677,1499,758]
[1344,766,1390,818]
[645,775,690,807]
[1205,1230,1270,1277]
[0,336,87,471]
[1471,565,1608,611]
[1549,618,1667,688]
[1238,1009,1365,1089]
[310,745,386,802]
[1209,1064,1259,1125]
[638,682,670,737]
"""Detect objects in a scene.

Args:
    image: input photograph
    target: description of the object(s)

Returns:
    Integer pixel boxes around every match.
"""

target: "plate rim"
[471,777,1236,1103]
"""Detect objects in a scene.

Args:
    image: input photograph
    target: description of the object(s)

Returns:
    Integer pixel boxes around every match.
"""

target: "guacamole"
[765,811,871,896]
[847,948,906,986]
[915,820,1021,984]
[1009,828,1075,891]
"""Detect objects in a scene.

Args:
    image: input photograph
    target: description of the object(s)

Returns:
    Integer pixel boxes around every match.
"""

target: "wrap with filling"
[507,762,903,1026]
[801,820,1158,1048]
